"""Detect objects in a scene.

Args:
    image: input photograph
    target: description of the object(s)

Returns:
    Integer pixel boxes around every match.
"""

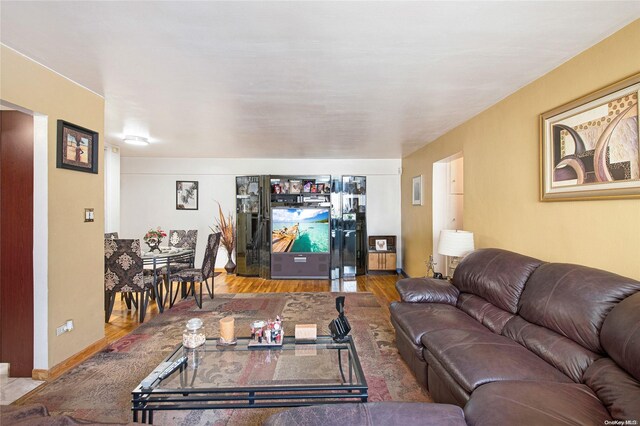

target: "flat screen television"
[271,207,330,253]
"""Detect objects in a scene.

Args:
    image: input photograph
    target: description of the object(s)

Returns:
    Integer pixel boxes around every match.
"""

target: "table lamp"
[438,230,474,278]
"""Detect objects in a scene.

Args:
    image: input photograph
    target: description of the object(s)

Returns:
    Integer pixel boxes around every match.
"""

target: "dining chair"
[168,233,221,309]
[168,229,198,250]
[104,232,119,239]
[166,229,197,271]
[104,238,155,323]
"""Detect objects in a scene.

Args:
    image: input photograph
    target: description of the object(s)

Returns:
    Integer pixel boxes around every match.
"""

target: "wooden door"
[0,110,34,377]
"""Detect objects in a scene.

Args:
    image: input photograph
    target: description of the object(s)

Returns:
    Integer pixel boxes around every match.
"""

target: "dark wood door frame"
[0,110,35,377]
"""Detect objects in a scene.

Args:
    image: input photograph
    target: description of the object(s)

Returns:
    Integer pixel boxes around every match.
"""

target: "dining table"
[142,247,195,313]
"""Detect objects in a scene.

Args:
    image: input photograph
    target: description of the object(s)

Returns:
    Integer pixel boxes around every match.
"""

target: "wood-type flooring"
[105,272,403,344]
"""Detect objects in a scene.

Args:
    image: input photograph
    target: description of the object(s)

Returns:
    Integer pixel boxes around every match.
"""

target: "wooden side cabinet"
[367,235,397,273]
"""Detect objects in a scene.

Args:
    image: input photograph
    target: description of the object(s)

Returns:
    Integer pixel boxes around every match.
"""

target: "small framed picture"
[412,175,423,206]
[56,120,99,174]
[316,183,325,193]
[290,180,302,194]
[303,180,313,193]
[176,181,198,210]
[375,239,388,251]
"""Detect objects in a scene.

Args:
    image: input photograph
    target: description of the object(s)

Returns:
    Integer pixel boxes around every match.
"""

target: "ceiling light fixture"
[123,135,150,146]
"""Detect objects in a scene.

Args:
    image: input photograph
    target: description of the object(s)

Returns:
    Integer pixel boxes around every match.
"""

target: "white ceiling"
[2,2,639,159]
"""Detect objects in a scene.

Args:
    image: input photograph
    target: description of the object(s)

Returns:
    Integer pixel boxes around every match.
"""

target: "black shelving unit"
[235,176,261,276]
[235,174,366,279]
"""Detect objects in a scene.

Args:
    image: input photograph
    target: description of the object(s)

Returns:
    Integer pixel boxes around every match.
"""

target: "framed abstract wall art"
[540,73,640,201]
[56,120,99,174]
[176,181,198,210]
[412,175,423,205]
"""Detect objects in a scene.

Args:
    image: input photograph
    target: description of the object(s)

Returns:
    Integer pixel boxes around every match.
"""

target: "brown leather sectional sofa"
[390,248,640,424]
[265,248,639,425]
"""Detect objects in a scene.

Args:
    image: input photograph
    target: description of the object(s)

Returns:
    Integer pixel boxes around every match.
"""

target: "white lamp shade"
[438,230,474,257]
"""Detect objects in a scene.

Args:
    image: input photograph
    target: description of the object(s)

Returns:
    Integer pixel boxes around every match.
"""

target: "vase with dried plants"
[212,202,236,274]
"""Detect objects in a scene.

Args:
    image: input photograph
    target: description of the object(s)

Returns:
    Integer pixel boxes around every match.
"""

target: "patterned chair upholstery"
[168,230,198,250]
[104,232,119,239]
[104,238,155,323]
[169,233,221,308]
[164,229,197,272]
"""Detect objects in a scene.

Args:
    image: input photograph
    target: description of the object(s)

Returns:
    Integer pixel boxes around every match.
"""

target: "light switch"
[85,208,94,222]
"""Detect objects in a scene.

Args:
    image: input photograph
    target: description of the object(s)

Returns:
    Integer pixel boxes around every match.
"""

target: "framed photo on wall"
[540,72,640,201]
[176,181,198,210]
[56,120,99,174]
[412,175,423,205]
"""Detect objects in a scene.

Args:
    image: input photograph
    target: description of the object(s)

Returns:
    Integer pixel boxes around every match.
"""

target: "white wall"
[33,114,48,369]
[120,158,402,269]
[104,144,120,234]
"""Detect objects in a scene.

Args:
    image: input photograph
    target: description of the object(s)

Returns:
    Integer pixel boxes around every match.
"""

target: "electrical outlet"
[56,320,74,336]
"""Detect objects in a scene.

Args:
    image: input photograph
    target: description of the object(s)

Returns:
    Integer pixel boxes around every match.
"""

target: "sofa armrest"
[396,277,459,305]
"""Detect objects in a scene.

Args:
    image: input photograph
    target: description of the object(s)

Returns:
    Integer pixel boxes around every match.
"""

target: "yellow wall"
[0,46,105,367]
[402,20,640,280]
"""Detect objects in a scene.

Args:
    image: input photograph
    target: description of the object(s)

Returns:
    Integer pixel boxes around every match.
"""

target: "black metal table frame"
[142,249,194,312]
[131,336,368,424]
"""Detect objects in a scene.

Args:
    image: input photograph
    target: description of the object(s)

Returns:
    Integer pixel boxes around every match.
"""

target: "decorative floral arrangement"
[212,202,235,256]
[144,227,166,247]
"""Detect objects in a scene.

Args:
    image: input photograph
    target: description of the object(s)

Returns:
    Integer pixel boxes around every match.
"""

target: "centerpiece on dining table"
[143,227,166,253]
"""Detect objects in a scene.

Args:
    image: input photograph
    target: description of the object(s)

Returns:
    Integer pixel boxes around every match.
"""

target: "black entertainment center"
[235,175,366,280]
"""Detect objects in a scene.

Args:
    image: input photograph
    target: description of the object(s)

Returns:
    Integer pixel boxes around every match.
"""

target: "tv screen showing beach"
[271,208,330,253]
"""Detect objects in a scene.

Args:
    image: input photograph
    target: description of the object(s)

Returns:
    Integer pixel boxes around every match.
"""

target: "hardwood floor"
[105,272,403,344]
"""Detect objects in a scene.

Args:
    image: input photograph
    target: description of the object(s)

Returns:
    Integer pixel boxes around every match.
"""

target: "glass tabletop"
[142,247,193,259]
[154,336,366,391]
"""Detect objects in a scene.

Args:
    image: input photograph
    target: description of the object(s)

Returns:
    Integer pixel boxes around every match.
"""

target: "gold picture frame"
[540,72,640,201]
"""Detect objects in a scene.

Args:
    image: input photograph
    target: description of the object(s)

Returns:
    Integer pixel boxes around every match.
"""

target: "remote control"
[158,356,187,380]
[140,361,173,388]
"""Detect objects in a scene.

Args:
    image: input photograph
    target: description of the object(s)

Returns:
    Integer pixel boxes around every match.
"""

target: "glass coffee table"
[131,336,368,423]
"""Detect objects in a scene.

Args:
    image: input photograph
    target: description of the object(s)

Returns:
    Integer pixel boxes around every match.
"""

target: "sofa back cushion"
[600,292,640,381]
[502,316,600,383]
[453,248,543,314]
[518,263,640,353]
[583,358,640,420]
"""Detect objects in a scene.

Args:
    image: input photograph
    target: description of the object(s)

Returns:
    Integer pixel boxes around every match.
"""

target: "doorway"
[432,153,464,276]
[0,110,34,377]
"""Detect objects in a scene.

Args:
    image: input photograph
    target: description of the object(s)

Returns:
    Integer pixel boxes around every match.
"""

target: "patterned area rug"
[19,292,431,425]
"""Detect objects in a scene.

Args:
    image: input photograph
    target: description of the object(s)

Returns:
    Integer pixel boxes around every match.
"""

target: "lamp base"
[446,256,461,280]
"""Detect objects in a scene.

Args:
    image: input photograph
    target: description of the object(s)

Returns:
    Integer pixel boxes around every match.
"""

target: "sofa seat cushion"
[390,302,488,348]
[264,402,466,426]
[464,381,611,426]
[422,328,572,393]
